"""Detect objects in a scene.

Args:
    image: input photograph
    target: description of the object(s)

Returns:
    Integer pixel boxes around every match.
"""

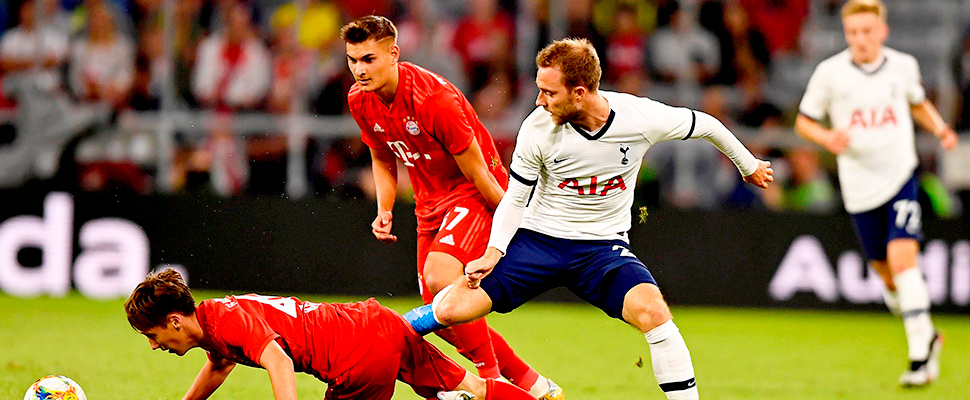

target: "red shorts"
[416,196,493,300]
[325,306,467,399]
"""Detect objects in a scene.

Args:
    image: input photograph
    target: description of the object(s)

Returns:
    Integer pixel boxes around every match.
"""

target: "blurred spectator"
[130,0,160,30]
[648,1,720,86]
[0,0,69,91]
[337,0,392,20]
[192,2,271,111]
[565,0,607,60]
[451,0,516,95]
[738,0,807,55]
[78,160,151,193]
[68,0,135,39]
[951,23,970,131]
[270,0,342,51]
[244,18,317,196]
[130,23,163,110]
[604,4,648,95]
[700,0,770,87]
[69,2,135,109]
[781,146,836,213]
[396,0,466,89]
[173,0,204,107]
[310,137,374,200]
[592,0,657,41]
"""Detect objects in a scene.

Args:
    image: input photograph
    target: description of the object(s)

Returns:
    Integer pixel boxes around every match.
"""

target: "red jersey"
[348,62,508,231]
[195,295,383,383]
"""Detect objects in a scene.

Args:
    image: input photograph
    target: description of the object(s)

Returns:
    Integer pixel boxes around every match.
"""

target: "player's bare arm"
[794,114,851,155]
[369,146,399,243]
[182,357,235,400]
[259,340,298,400]
[452,139,505,209]
[910,100,959,150]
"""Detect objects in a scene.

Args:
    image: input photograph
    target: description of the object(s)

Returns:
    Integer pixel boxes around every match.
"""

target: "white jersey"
[798,47,925,213]
[498,90,758,244]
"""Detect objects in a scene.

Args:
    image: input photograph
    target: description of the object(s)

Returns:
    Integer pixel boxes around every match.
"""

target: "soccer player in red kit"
[124,269,537,400]
[343,15,562,399]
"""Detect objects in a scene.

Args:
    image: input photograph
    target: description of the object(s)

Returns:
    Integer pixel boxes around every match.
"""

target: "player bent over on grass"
[343,15,561,399]
[794,0,955,387]
[406,38,773,400]
[124,269,538,400]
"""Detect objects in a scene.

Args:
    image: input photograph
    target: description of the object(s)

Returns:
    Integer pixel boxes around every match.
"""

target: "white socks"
[882,288,901,316]
[893,267,935,361]
[644,320,698,400]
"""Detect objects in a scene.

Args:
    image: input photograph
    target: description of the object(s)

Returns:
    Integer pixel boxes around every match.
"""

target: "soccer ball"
[23,375,86,400]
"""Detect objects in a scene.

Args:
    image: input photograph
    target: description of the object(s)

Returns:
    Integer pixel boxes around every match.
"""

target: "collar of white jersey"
[850,53,888,76]
[568,109,616,140]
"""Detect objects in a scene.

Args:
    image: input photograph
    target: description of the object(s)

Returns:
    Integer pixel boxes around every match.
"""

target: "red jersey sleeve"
[423,91,475,155]
[348,85,381,149]
[210,304,281,366]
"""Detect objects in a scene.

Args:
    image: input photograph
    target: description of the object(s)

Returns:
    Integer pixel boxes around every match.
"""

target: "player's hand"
[371,211,397,244]
[743,159,774,189]
[465,247,502,289]
[823,128,850,155]
[939,127,959,151]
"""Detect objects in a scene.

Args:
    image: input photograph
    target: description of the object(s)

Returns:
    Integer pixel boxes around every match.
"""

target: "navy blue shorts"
[479,229,657,319]
[849,175,923,261]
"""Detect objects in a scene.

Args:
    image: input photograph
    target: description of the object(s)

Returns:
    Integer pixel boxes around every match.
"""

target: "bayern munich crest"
[406,120,421,135]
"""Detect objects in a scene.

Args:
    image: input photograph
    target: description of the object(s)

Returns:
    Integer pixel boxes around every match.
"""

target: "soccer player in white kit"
[794,0,958,387]
[405,38,773,400]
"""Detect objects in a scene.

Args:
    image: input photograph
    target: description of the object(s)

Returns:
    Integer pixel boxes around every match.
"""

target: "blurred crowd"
[0,0,966,217]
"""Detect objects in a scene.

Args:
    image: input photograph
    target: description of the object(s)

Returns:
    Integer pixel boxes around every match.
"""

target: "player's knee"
[423,253,464,293]
[623,287,672,332]
[433,286,486,326]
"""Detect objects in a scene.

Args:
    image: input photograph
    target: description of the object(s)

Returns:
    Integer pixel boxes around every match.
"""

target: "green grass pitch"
[2,291,968,399]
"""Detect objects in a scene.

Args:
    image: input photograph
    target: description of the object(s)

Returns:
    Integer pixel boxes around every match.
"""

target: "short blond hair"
[841,0,887,23]
[536,38,601,92]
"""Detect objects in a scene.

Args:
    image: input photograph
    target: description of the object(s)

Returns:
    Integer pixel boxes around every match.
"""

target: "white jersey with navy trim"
[500,90,758,244]
[798,47,925,213]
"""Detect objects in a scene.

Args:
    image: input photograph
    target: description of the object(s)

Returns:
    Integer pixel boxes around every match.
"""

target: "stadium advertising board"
[0,192,967,312]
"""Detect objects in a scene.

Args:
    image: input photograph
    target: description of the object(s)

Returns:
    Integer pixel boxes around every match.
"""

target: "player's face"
[535,66,583,125]
[141,320,191,356]
[346,38,399,92]
[843,12,888,64]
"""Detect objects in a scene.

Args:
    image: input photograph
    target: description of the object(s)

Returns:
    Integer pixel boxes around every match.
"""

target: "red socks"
[434,319,501,379]
[489,326,540,389]
[485,378,535,400]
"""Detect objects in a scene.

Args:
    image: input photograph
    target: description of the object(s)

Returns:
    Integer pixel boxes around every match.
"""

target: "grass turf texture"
[2,291,968,399]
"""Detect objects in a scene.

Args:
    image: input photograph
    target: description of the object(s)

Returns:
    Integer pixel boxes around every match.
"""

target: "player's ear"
[572,85,587,101]
[168,314,182,330]
[390,44,400,63]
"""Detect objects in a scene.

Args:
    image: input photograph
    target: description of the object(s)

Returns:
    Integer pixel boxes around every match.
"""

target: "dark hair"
[536,38,602,92]
[340,15,398,44]
[124,269,196,331]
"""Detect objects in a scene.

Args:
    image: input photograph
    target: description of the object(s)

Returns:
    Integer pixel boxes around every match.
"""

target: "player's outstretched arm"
[260,340,298,400]
[742,160,774,189]
[370,147,398,243]
[794,114,850,155]
[453,139,505,209]
[182,357,236,400]
[911,100,959,150]
[689,111,774,188]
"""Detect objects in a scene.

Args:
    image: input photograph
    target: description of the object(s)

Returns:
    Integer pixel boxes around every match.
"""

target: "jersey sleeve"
[507,111,544,185]
[350,106,381,149]
[634,97,700,144]
[798,64,830,121]
[904,56,927,105]
[213,305,281,365]
[425,91,476,154]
